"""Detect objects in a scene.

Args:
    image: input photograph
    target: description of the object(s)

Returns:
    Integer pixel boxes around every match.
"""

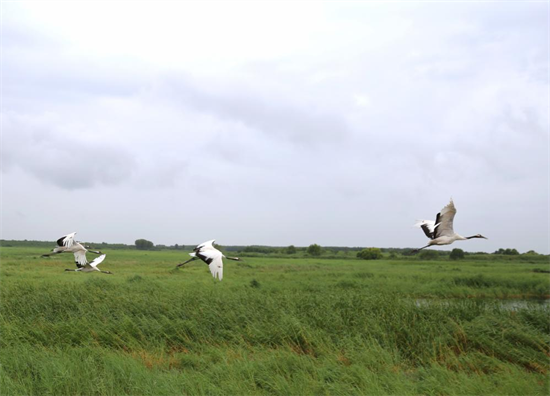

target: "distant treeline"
[1,239,547,261]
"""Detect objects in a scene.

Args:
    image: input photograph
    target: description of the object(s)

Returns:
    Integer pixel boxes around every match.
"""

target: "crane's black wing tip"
[420,224,435,239]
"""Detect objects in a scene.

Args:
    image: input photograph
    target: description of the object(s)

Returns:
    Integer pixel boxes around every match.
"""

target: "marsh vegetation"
[1,246,548,395]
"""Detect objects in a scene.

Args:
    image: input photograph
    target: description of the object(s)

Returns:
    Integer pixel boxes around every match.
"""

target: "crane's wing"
[194,246,221,265]
[89,254,106,268]
[415,220,438,239]
[57,232,76,248]
[208,256,224,281]
[73,250,88,267]
[194,240,215,252]
[433,200,457,238]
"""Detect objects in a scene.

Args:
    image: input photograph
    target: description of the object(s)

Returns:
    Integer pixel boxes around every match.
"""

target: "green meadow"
[1,246,549,395]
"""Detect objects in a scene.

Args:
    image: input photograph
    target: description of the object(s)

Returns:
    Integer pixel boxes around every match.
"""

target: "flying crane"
[64,254,112,274]
[41,232,103,267]
[413,199,487,253]
[176,240,240,281]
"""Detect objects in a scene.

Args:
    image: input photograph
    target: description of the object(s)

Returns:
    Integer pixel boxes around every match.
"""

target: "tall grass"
[1,247,549,395]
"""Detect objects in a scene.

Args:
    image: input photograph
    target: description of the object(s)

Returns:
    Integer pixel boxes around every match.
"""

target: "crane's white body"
[42,232,102,266]
[176,239,240,281]
[414,199,486,252]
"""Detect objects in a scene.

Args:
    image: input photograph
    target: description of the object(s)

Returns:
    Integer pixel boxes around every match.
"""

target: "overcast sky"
[1,2,548,253]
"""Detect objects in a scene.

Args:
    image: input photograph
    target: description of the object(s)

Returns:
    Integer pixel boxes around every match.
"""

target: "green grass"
[1,247,549,395]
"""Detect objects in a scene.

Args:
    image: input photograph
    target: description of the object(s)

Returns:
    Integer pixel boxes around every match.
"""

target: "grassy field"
[1,246,549,395]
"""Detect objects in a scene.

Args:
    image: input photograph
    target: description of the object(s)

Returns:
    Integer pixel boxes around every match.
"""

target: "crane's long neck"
[465,235,485,240]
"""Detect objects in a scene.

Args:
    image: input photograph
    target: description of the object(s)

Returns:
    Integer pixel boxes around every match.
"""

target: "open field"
[1,246,549,395]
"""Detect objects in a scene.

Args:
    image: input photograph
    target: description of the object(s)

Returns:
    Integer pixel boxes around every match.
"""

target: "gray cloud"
[156,76,351,146]
[2,113,136,190]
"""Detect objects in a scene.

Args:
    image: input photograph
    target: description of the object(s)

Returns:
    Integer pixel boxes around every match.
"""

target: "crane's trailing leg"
[42,251,62,258]
[176,257,198,268]
[411,245,430,254]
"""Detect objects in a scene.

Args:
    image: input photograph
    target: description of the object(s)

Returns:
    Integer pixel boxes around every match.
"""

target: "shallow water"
[413,298,550,311]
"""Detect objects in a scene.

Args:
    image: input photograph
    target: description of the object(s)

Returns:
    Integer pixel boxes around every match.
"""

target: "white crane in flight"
[413,199,487,253]
[41,232,103,267]
[176,240,240,281]
[64,254,112,274]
